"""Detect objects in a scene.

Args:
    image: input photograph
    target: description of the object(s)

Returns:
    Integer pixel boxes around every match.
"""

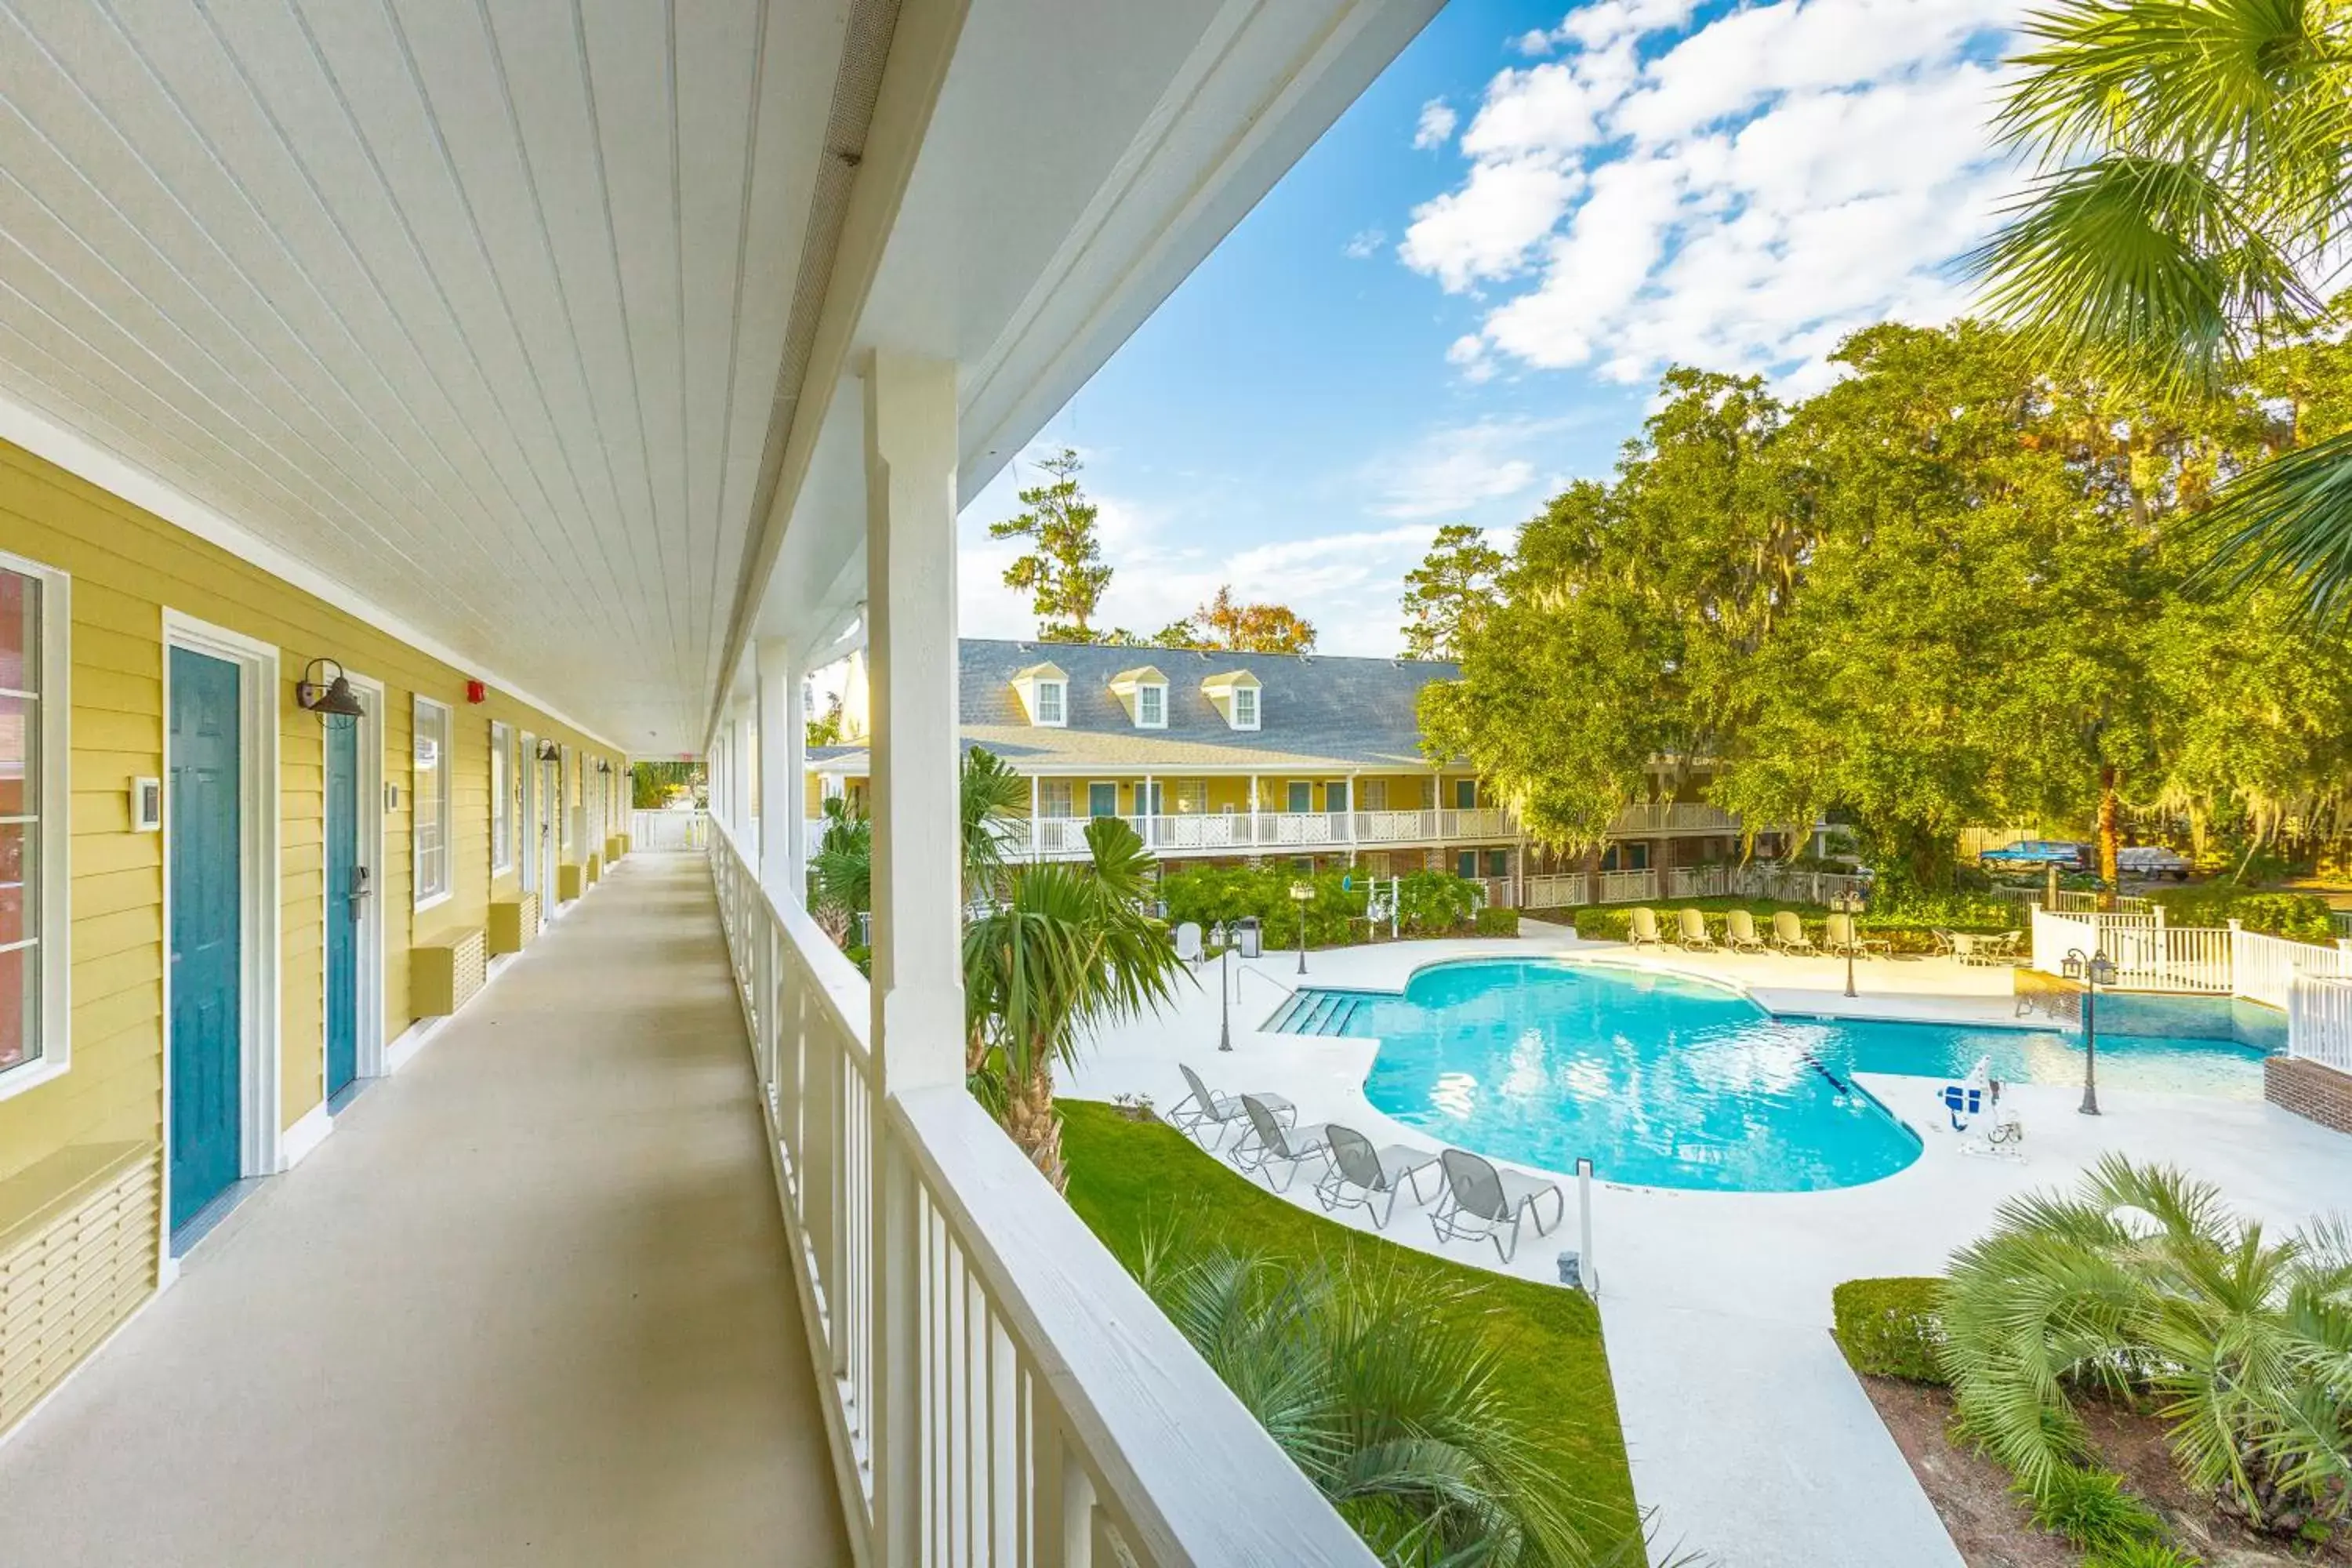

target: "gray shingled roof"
[958,638,1457,771]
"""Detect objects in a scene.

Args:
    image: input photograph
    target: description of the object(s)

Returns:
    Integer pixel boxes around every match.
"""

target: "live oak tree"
[1399,524,1506,659]
[1428,321,2352,888]
[990,448,1113,639]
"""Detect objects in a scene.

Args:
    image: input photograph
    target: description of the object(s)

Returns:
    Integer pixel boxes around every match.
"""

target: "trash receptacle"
[1235,916,1261,960]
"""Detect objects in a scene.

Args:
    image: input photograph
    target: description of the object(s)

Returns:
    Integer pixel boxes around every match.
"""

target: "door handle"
[350,863,372,912]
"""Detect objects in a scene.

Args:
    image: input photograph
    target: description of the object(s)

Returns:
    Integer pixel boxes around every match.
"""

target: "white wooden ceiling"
[0,0,846,751]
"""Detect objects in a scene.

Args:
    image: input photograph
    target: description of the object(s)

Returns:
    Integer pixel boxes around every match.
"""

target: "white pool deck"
[1062,927,2352,1568]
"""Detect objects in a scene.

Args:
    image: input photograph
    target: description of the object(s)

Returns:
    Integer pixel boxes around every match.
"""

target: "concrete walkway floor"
[0,852,847,1567]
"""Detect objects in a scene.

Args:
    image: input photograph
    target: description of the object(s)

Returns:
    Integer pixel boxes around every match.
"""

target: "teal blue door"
[169,648,242,1233]
[325,718,360,1098]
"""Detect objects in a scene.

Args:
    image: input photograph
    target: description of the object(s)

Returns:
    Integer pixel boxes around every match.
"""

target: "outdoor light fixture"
[1831,887,1866,1000]
[2060,947,2118,1116]
[1290,880,1315,975]
[536,740,561,763]
[296,658,365,727]
[597,759,612,774]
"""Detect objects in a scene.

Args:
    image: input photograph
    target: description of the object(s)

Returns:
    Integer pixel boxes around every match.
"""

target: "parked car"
[2115,844,2191,880]
[1977,840,2089,871]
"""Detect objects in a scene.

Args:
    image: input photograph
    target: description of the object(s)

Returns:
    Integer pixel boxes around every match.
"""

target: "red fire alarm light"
[465,679,487,704]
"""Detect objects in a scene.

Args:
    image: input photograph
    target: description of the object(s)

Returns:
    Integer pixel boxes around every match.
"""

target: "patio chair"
[1824,913,1891,959]
[1673,908,1718,950]
[1723,909,1769,954]
[1926,928,1960,959]
[1627,907,1666,949]
[1984,931,2024,964]
[1430,1149,1565,1263]
[1770,910,1820,956]
[1228,1094,1337,1192]
[1174,921,1204,965]
[1168,1062,1294,1149]
[1313,1127,1439,1229]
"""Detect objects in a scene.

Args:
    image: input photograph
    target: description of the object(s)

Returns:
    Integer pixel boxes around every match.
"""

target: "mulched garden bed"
[1860,1374,2350,1567]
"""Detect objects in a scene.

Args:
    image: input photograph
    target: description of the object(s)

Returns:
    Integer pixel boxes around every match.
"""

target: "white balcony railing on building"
[993,808,1525,860]
[706,819,1377,1567]
[631,807,709,851]
[1607,801,1741,835]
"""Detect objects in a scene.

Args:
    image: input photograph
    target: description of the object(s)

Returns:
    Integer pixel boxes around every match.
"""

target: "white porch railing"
[1599,868,1660,904]
[2287,975,2352,1075]
[1520,873,1588,910]
[1608,801,1740,835]
[995,808,1525,860]
[706,818,1375,1566]
[1722,865,1871,905]
[631,806,708,851]
[2232,926,2352,1010]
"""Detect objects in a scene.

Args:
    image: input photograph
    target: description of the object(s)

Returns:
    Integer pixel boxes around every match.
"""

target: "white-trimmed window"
[0,554,69,1100]
[414,696,453,909]
[1137,682,1166,728]
[1039,780,1074,817]
[1035,679,1065,726]
[490,721,514,874]
[1233,685,1258,728]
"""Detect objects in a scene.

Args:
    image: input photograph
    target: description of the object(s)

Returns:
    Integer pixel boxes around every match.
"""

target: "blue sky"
[955,0,2020,656]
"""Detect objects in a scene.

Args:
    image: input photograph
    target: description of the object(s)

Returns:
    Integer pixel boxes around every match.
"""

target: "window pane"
[0,571,34,693]
[0,694,32,816]
[0,822,29,946]
[0,942,29,1071]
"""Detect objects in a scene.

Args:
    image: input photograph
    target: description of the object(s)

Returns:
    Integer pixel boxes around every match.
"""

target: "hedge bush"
[1474,906,1521,938]
[2148,885,2336,943]
[1157,866,1486,949]
[1831,1276,1947,1383]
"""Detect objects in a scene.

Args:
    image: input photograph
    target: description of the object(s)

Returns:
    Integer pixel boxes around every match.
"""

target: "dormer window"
[1109,666,1170,730]
[1012,661,1069,727]
[1202,669,1261,731]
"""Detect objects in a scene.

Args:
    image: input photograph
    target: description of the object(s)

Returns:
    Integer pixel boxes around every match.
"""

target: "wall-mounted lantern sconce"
[597,759,612,775]
[296,658,366,728]
[536,739,561,763]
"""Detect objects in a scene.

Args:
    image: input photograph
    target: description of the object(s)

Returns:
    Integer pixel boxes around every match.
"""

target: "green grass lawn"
[1059,1098,1642,1548]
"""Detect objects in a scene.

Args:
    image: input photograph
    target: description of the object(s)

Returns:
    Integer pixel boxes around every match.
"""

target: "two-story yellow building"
[806,638,1777,903]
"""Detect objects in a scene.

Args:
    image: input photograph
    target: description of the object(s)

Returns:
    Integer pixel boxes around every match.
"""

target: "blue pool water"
[1287,961,2270,1193]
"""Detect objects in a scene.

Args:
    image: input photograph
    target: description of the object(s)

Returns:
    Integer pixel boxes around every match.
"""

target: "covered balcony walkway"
[0,854,845,1566]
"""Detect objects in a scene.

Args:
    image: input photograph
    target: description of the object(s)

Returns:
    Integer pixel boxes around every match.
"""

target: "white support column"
[758,638,800,899]
[1029,773,1040,862]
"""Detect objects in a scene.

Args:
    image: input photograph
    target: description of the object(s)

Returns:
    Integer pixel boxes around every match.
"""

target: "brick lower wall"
[2264,1055,2352,1135]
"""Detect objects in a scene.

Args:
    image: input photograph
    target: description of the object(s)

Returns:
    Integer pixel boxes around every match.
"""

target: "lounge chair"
[1313,1127,1439,1229]
[1229,1094,1337,1191]
[1430,1149,1566,1263]
[1770,910,1819,956]
[1674,908,1717,950]
[1627,907,1666,949]
[1724,909,1769,954]
[1174,921,1204,964]
[1168,1063,1294,1149]
[1824,913,1891,959]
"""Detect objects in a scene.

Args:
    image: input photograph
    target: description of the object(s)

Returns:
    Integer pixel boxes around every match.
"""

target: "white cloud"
[1372,418,1564,520]
[1342,227,1387,260]
[1413,97,1459,150]
[1405,0,2021,387]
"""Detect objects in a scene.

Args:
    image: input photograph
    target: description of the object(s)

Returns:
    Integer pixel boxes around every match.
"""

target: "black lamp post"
[2061,947,2117,1116]
[1832,887,1864,999]
[1290,880,1314,976]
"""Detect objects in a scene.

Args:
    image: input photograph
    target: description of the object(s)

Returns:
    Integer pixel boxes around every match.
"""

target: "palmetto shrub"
[1940,1156,2352,1537]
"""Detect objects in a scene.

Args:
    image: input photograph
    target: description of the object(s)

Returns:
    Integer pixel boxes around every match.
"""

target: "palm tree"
[1940,1155,2352,1534]
[1971,0,2352,616]
[1138,1239,1655,1566]
[958,745,1028,903]
[808,794,871,946]
[962,813,1186,1188]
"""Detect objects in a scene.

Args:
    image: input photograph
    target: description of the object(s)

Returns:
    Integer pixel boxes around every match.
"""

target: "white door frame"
[336,671,389,1082]
[517,729,538,898]
[159,611,283,1258]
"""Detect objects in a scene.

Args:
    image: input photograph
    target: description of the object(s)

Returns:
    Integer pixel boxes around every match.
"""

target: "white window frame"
[1034,679,1066,727]
[1232,684,1258,730]
[413,696,454,912]
[0,552,71,1103]
[1136,682,1167,729]
[1039,779,1074,818]
[490,720,514,875]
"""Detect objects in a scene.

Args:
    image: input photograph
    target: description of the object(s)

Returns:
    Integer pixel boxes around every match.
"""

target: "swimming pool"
[1272,961,2271,1193]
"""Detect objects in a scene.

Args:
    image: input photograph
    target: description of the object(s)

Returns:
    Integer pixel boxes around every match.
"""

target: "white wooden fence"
[631,807,708,851]
[706,819,1377,1566]
[2287,975,2352,1074]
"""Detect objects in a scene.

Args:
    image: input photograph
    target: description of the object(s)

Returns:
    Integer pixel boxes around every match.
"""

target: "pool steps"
[1268,989,1373,1037]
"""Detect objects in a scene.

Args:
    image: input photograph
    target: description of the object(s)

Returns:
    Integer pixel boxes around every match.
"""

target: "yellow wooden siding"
[0,437,625,1198]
